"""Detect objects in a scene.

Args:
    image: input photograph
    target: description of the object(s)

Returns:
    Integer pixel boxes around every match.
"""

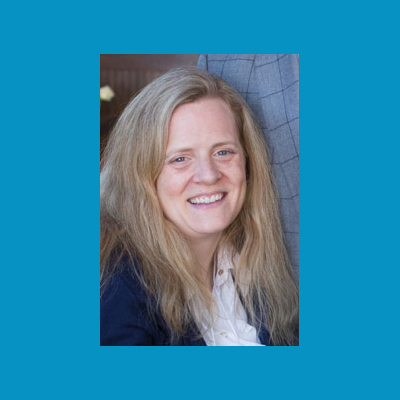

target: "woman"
[100,67,298,346]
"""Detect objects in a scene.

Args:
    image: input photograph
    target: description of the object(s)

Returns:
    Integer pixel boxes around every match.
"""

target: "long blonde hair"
[100,67,298,345]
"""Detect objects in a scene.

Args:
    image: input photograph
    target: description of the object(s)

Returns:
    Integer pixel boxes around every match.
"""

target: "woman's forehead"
[167,98,239,147]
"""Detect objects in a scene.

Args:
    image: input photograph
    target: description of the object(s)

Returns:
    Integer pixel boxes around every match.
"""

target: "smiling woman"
[100,68,299,346]
[157,98,247,252]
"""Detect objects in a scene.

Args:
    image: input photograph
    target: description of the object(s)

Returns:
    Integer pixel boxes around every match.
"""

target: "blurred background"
[100,54,200,161]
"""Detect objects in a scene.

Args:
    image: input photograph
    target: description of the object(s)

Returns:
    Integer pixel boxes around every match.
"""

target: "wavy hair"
[100,67,298,345]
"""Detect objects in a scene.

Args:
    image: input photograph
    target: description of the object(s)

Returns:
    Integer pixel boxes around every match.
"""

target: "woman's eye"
[217,150,231,156]
[173,157,186,163]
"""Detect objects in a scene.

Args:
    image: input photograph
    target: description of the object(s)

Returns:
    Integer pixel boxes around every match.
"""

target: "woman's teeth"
[189,194,224,205]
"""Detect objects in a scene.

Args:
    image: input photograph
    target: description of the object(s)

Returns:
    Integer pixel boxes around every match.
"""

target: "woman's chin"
[186,223,232,240]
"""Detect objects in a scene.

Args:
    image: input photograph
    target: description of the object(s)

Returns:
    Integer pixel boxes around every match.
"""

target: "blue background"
[1,2,398,399]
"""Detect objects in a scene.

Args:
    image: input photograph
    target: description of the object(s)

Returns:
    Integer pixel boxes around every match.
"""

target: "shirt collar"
[214,251,236,287]
[214,251,251,296]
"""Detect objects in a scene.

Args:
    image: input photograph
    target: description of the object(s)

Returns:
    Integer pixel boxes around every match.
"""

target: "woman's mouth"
[187,193,226,207]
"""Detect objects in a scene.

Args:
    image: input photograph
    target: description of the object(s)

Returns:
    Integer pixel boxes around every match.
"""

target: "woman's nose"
[192,158,222,184]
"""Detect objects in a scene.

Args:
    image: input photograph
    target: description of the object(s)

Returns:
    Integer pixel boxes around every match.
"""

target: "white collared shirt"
[197,257,265,346]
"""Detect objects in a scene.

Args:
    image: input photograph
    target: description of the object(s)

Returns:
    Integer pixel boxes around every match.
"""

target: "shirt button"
[220,332,228,337]
[218,269,224,275]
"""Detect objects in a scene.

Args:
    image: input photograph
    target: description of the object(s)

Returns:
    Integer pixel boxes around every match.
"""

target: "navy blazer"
[100,261,272,346]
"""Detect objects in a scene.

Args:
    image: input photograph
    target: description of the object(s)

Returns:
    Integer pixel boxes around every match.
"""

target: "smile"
[188,193,225,205]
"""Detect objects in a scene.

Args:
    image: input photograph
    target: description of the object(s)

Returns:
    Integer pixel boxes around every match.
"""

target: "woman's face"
[156,97,247,242]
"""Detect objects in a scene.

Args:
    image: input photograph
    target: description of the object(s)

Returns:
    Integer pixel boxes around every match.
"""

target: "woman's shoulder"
[100,254,206,346]
[100,255,168,345]
[101,255,146,304]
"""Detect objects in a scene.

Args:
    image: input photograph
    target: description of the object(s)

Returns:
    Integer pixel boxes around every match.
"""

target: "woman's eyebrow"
[166,147,193,158]
[211,141,238,149]
[166,141,238,158]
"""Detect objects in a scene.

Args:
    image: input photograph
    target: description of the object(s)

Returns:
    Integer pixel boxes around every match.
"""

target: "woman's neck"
[189,234,221,290]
